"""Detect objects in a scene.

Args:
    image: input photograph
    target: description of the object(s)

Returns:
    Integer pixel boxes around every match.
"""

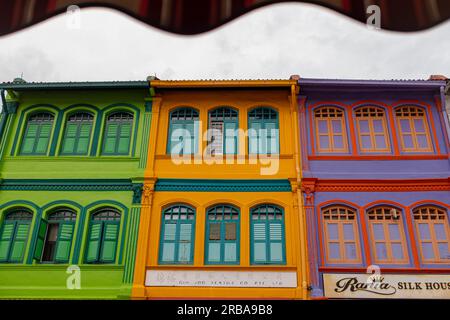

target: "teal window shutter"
[250,204,285,265]
[0,210,33,263]
[99,222,119,263]
[205,204,239,264]
[85,208,121,264]
[159,204,195,264]
[0,223,15,262]
[20,113,54,155]
[61,113,93,155]
[54,223,75,263]
[208,107,238,155]
[248,107,279,155]
[168,108,199,155]
[102,112,133,155]
[33,219,48,261]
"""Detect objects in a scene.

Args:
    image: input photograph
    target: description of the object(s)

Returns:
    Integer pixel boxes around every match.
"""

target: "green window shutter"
[33,219,48,261]
[100,222,119,263]
[268,223,283,262]
[21,124,38,154]
[169,123,185,155]
[161,223,176,262]
[9,223,31,262]
[86,222,102,263]
[61,123,78,154]
[35,123,52,154]
[177,223,193,263]
[0,223,15,262]
[117,123,131,154]
[76,123,92,154]
[252,222,267,263]
[55,223,74,263]
[103,123,118,154]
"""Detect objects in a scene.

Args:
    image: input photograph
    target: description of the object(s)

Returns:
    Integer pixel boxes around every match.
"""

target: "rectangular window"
[395,106,433,152]
[314,107,348,153]
[355,107,390,153]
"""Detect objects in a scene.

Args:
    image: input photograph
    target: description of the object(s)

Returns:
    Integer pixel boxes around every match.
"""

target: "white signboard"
[323,273,450,299]
[146,270,297,288]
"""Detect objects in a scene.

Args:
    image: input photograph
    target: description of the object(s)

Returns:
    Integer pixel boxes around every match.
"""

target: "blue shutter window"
[20,112,54,155]
[208,107,238,155]
[0,209,33,263]
[85,208,121,264]
[40,209,77,263]
[250,204,286,265]
[248,107,279,155]
[205,204,239,264]
[167,108,199,155]
[159,204,195,264]
[101,112,133,155]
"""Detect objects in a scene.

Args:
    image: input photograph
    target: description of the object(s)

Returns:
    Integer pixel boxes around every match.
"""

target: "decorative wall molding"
[0,179,140,192]
[155,179,292,192]
[301,178,450,193]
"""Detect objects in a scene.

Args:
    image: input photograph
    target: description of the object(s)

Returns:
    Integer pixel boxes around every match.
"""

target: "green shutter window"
[0,209,33,263]
[250,204,286,265]
[208,107,238,155]
[40,209,76,263]
[61,113,93,155]
[102,112,133,155]
[167,108,199,155]
[85,208,121,264]
[205,204,240,265]
[248,107,279,155]
[33,219,48,261]
[20,113,54,155]
[159,204,195,264]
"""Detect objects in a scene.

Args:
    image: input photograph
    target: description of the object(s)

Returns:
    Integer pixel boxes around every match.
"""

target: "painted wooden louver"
[100,223,119,263]
[86,222,102,263]
[54,223,75,262]
[0,223,15,261]
[33,219,48,261]
[9,223,31,262]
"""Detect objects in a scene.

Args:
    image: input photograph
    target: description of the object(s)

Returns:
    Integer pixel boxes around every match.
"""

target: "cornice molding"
[155,179,292,192]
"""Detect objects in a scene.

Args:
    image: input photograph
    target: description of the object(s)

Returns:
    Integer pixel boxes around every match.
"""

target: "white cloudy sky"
[0,3,449,82]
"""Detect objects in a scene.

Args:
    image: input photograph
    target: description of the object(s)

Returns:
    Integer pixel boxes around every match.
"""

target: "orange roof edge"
[149,79,297,88]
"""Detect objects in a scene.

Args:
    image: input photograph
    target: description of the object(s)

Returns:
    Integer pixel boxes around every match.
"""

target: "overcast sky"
[0,3,449,82]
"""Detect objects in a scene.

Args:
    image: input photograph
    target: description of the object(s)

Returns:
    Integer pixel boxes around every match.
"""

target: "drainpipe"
[0,89,9,146]
[441,84,450,159]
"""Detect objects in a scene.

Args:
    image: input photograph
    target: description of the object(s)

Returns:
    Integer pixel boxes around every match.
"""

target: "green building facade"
[0,79,151,299]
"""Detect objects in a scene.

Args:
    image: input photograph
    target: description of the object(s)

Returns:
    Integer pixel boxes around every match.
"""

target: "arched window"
[354,106,390,152]
[207,107,238,155]
[20,112,54,155]
[205,204,239,264]
[314,107,348,153]
[367,206,409,264]
[167,107,199,155]
[34,208,76,263]
[248,107,279,154]
[395,106,432,152]
[250,204,285,264]
[413,206,449,263]
[159,204,195,264]
[85,208,121,264]
[0,209,33,263]
[322,206,361,264]
[102,112,133,155]
[61,112,94,155]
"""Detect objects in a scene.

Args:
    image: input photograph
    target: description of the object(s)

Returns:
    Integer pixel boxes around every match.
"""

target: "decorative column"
[301,178,323,297]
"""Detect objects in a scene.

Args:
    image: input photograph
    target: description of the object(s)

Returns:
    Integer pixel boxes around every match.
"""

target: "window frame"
[158,204,196,265]
[0,209,33,263]
[366,206,410,265]
[250,204,286,265]
[413,206,450,264]
[84,208,121,264]
[354,106,391,153]
[321,205,362,264]
[313,106,349,153]
[207,107,239,155]
[248,107,280,155]
[204,204,240,265]
[167,107,200,156]
[19,112,55,156]
[59,111,95,156]
[101,111,135,156]
[394,105,433,153]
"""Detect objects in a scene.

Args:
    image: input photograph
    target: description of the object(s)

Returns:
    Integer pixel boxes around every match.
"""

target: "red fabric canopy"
[1,0,449,36]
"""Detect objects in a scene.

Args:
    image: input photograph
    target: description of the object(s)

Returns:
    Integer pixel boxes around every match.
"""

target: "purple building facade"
[298,78,450,299]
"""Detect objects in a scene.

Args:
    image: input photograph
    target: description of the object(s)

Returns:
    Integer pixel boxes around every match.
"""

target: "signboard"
[146,270,297,288]
[323,273,450,299]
